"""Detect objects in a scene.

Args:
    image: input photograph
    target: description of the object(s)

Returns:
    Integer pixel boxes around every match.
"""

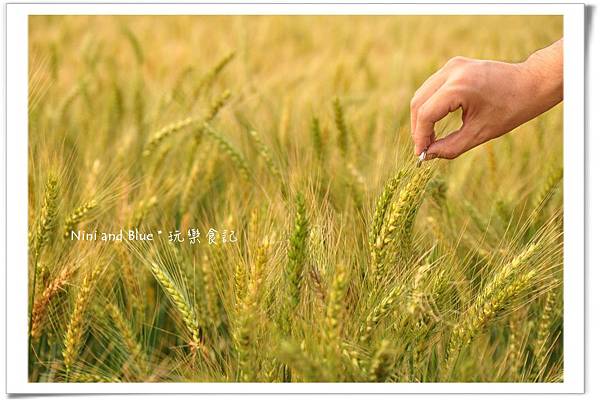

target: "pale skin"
[410,38,563,160]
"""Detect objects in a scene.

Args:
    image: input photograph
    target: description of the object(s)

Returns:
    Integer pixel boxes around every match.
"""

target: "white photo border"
[5,2,585,394]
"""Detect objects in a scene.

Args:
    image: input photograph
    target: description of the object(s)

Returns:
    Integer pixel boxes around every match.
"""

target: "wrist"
[517,40,563,110]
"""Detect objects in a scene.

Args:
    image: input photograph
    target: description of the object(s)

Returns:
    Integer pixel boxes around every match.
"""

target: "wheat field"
[28,15,564,383]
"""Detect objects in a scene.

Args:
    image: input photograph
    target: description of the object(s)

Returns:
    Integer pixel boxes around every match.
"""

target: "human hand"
[410,39,563,160]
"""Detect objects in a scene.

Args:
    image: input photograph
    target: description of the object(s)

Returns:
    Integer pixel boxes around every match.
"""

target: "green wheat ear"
[530,166,563,229]
[33,173,59,260]
[369,168,406,251]
[248,129,283,183]
[203,123,251,181]
[332,97,349,158]
[370,166,433,282]
[310,116,326,163]
[143,117,197,157]
[284,193,310,328]
[444,242,544,376]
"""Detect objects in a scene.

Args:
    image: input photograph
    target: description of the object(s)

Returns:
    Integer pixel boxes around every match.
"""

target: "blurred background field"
[28,15,563,383]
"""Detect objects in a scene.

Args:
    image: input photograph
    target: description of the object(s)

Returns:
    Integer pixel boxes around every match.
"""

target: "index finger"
[413,87,461,155]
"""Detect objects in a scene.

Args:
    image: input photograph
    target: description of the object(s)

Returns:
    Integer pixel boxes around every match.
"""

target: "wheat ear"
[325,264,348,353]
[445,267,538,376]
[534,282,559,373]
[248,129,282,182]
[203,123,251,181]
[370,167,433,281]
[149,262,200,352]
[310,116,325,163]
[63,199,97,239]
[286,193,309,312]
[236,243,269,382]
[105,303,146,373]
[32,173,59,260]
[368,339,394,382]
[359,285,403,344]
[369,168,405,251]
[143,117,197,157]
[63,265,103,374]
[198,51,235,92]
[333,97,349,157]
[201,253,218,327]
[30,265,73,339]
[530,166,563,225]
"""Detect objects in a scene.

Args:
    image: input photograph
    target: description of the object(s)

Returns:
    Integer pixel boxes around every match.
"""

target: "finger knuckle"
[446,56,468,68]
[409,96,420,112]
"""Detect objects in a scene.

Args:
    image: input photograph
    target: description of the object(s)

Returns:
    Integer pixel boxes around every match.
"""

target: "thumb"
[426,126,473,160]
